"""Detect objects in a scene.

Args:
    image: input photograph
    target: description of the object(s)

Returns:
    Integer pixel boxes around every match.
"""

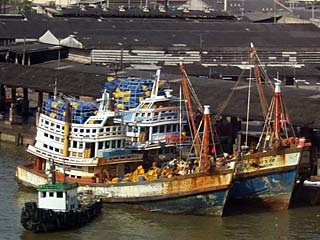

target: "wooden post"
[22,88,29,116]
[9,88,16,124]
[0,85,6,113]
[36,91,43,126]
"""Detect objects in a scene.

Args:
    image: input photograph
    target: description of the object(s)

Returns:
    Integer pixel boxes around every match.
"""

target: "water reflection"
[1,142,320,240]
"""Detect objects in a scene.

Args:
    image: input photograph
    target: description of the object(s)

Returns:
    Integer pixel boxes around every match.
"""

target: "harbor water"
[1,142,320,240]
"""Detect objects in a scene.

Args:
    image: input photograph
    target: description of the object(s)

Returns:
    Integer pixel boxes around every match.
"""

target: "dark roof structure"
[0,62,106,97]
[0,62,319,128]
[1,17,320,50]
[45,7,237,20]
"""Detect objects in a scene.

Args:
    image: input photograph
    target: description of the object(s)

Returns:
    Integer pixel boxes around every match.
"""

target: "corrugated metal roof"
[0,62,319,128]
[1,17,320,50]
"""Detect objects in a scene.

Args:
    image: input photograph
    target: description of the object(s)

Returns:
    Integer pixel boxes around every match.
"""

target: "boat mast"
[201,105,211,173]
[61,97,71,158]
[245,66,253,147]
[179,85,183,160]
[179,63,201,156]
[151,69,160,98]
[274,82,282,141]
[250,43,269,118]
[97,89,110,112]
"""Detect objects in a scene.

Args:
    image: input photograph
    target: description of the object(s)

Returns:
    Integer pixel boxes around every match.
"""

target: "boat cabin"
[37,182,79,212]
[116,94,184,150]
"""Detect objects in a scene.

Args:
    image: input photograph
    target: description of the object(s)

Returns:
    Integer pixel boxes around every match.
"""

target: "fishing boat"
[21,166,103,233]
[114,70,190,160]
[228,44,312,210]
[16,88,144,186]
[116,70,182,150]
[16,70,235,216]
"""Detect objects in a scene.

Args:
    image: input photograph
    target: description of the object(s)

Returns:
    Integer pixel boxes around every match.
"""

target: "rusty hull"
[16,164,235,216]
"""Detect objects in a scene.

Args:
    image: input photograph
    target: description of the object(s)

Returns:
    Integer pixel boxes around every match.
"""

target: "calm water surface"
[1,142,320,240]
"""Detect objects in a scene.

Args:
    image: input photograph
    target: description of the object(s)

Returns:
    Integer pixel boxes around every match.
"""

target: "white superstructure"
[27,90,143,182]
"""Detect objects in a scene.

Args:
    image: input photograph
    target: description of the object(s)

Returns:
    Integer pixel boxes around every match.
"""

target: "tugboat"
[21,166,103,233]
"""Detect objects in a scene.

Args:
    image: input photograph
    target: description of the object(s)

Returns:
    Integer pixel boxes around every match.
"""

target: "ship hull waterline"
[229,168,297,210]
[16,164,234,216]
[229,146,308,210]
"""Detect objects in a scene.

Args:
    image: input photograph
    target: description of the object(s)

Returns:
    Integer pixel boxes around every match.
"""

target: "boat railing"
[125,135,191,150]
[98,153,144,165]
[165,135,191,144]
[27,145,98,165]
[71,126,125,138]
[104,153,143,161]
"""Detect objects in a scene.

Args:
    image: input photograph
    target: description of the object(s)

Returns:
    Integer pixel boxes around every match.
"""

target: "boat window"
[57,125,61,129]
[55,148,59,152]
[80,129,84,133]
[74,128,78,133]
[128,126,132,132]
[112,140,116,148]
[49,146,53,151]
[79,142,83,149]
[72,141,77,148]
[43,144,48,148]
[98,142,103,149]
[55,136,60,142]
[49,192,54,197]
[105,141,110,148]
[44,133,48,137]
[153,126,158,133]
[92,129,96,133]
[41,192,46,198]
[86,129,90,133]
[141,103,148,108]
[173,124,177,132]
[105,118,114,126]
[45,120,49,125]
[51,122,54,127]
[50,135,54,139]
[57,192,63,198]
[160,125,165,133]
[117,140,121,148]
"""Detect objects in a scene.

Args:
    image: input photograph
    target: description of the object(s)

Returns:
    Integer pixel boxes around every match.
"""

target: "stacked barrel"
[104,77,166,110]
[43,98,98,124]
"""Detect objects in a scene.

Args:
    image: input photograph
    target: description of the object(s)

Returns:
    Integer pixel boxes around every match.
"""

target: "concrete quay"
[0,120,35,146]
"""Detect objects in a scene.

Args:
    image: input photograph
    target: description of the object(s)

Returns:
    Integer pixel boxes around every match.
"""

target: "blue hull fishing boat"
[228,44,311,210]
[230,148,309,209]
